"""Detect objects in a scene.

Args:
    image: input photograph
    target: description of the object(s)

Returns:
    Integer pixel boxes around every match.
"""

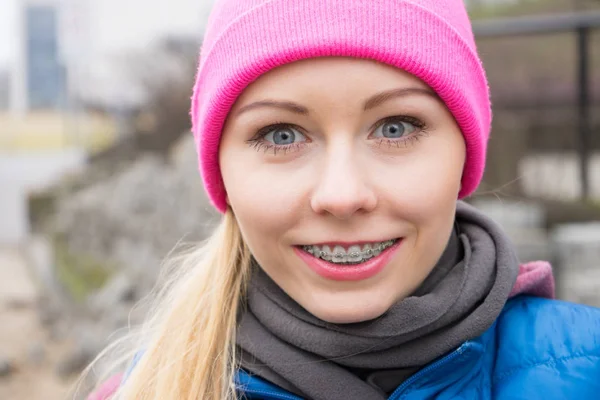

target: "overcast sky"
[0,0,213,70]
[0,0,15,68]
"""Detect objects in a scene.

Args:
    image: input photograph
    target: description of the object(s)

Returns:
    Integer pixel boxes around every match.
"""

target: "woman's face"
[220,58,465,324]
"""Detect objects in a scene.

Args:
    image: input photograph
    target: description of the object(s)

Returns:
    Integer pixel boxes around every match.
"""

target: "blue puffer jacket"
[122,296,600,399]
[234,296,600,400]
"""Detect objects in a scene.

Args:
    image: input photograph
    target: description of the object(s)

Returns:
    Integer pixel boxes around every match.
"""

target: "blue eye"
[263,126,307,145]
[372,119,418,139]
[247,123,310,155]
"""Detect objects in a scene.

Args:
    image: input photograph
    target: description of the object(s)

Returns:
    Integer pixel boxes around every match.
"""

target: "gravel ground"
[0,247,77,400]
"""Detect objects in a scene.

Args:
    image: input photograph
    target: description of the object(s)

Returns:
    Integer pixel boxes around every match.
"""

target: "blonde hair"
[76,209,252,400]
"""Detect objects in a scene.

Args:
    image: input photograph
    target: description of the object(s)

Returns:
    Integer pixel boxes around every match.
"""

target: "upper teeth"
[302,240,396,264]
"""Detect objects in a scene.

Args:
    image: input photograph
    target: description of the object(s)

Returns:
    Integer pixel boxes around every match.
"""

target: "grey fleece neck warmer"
[236,201,520,400]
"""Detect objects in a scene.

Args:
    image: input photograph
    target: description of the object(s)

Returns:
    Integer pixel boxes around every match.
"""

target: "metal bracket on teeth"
[308,242,395,259]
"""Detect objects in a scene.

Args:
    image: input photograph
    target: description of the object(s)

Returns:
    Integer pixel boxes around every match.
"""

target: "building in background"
[25,3,65,110]
[10,0,65,115]
[4,0,115,152]
[0,69,9,110]
[2,0,97,245]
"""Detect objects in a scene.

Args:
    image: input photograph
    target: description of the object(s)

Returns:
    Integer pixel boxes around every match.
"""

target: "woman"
[86,0,600,399]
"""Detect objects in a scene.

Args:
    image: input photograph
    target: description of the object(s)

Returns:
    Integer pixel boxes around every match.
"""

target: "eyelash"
[246,116,428,155]
[372,116,429,150]
[246,122,309,155]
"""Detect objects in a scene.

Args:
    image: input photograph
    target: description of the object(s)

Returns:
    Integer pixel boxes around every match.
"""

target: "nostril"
[310,160,377,217]
[310,189,377,219]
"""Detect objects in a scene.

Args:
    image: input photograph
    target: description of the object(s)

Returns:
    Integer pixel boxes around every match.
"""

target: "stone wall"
[28,135,220,385]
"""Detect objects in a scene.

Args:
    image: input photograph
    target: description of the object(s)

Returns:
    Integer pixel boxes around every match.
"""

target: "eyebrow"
[235,87,440,117]
[236,100,309,116]
[363,87,440,111]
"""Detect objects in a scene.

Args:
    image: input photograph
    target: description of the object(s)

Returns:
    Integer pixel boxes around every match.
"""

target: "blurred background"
[0,0,599,399]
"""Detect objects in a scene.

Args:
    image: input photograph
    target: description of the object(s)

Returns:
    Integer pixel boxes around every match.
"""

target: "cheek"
[382,139,464,217]
[220,149,309,246]
[378,133,464,263]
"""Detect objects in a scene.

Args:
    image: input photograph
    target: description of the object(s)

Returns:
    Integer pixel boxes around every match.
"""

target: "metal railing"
[473,10,600,200]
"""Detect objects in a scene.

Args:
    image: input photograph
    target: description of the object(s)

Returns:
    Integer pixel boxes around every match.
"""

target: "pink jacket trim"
[509,261,555,299]
[86,372,123,400]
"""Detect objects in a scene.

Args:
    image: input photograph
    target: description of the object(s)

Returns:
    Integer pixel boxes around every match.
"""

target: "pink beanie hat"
[192,0,491,213]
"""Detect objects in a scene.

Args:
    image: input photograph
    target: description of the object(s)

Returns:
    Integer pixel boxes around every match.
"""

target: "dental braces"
[303,240,396,259]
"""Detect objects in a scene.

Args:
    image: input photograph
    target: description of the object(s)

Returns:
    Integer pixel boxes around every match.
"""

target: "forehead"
[232,57,430,105]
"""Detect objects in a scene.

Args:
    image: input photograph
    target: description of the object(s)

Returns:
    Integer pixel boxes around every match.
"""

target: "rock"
[87,273,136,314]
[33,134,221,377]
[38,297,62,327]
[5,297,35,310]
[49,322,68,342]
[46,136,219,321]
[0,357,15,378]
[27,235,60,296]
[56,328,105,378]
[28,343,46,365]
[101,306,132,331]
[52,146,217,284]
[56,348,92,378]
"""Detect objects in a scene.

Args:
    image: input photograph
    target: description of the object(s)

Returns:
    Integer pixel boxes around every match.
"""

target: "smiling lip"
[294,239,402,281]
[307,239,386,248]
[301,240,393,249]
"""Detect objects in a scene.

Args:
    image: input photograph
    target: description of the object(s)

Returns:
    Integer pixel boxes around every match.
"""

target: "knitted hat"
[192,0,491,213]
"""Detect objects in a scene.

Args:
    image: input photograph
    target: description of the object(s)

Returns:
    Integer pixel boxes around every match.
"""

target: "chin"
[305,295,394,324]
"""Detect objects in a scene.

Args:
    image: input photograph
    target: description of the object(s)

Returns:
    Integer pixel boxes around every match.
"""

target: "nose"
[310,145,377,219]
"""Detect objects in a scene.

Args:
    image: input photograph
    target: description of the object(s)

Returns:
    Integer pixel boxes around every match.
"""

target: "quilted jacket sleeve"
[493,296,600,399]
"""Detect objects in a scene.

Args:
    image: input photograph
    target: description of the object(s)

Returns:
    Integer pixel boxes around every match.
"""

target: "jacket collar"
[235,321,497,399]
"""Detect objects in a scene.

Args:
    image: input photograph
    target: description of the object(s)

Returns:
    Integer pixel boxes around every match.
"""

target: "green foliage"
[28,191,57,232]
[53,234,115,302]
[27,175,96,233]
